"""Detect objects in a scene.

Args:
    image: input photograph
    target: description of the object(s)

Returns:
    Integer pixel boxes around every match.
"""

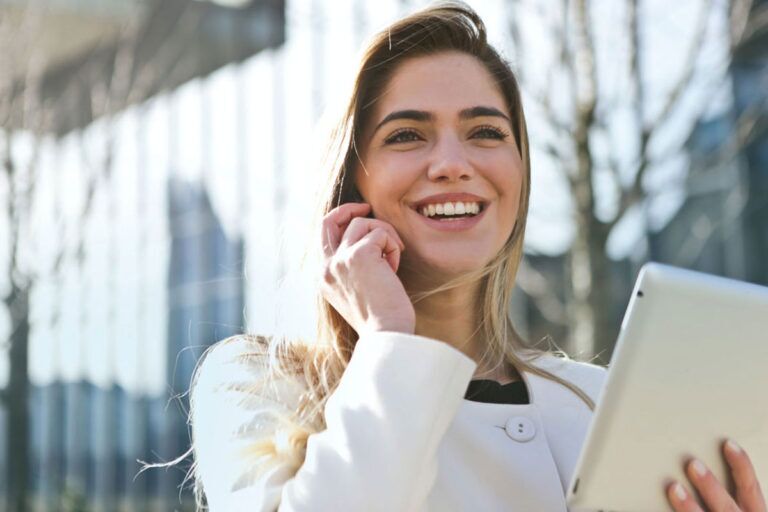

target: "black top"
[464,379,530,404]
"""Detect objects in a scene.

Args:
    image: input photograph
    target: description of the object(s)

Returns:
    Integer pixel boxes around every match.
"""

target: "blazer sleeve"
[192,331,477,512]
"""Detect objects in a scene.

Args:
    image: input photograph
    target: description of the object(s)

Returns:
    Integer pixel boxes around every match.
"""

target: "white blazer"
[192,332,607,511]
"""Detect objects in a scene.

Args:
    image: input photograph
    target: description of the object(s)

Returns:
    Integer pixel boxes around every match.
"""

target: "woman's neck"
[405,274,520,384]
[412,282,484,361]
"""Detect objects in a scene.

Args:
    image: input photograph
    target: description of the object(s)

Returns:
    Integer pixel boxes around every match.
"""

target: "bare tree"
[508,0,766,361]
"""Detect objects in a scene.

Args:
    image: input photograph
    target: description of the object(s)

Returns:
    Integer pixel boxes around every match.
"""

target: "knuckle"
[371,219,394,235]
[322,265,336,285]
[322,210,336,225]
[352,241,383,262]
[348,244,370,262]
[742,476,761,497]
[331,256,348,273]
[369,226,387,238]
[323,257,347,281]
[348,217,366,229]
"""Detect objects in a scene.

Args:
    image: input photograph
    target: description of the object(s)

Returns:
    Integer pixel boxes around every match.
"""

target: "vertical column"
[88,119,111,512]
[47,139,65,512]
[62,133,87,509]
[272,49,286,282]
[126,102,151,512]
[235,27,249,336]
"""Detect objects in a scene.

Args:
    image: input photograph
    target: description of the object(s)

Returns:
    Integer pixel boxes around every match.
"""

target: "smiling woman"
[187,2,765,512]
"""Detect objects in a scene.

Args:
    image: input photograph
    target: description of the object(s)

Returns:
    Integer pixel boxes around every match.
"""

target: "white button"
[505,416,536,442]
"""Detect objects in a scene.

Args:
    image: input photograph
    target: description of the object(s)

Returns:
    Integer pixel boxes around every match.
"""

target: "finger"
[685,458,741,512]
[322,203,371,256]
[340,217,405,252]
[724,439,767,511]
[356,228,401,273]
[666,481,704,512]
[382,237,401,273]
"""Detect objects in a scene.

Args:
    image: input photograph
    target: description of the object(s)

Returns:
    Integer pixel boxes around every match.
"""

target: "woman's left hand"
[666,439,766,511]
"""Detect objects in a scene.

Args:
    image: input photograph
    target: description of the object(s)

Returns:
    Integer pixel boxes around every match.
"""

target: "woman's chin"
[400,251,490,282]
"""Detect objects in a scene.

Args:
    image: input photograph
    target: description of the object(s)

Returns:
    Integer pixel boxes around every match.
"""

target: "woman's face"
[355,51,524,279]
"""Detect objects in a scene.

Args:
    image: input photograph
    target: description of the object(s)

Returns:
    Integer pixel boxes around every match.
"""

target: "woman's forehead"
[372,52,509,120]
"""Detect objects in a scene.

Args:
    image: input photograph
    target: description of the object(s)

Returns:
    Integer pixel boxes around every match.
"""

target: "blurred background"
[0,0,765,510]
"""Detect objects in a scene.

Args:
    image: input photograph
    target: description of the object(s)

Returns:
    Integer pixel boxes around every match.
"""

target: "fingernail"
[691,459,707,477]
[726,439,742,454]
[673,482,687,501]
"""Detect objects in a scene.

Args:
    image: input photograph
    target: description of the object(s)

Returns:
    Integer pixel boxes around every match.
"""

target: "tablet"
[566,262,768,512]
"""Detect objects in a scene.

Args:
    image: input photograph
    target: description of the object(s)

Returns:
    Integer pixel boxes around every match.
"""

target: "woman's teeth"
[419,201,481,218]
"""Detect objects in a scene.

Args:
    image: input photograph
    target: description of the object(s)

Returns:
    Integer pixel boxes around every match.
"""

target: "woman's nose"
[426,136,474,182]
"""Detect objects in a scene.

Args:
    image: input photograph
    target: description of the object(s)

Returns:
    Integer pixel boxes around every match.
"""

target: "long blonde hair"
[189,1,596,505]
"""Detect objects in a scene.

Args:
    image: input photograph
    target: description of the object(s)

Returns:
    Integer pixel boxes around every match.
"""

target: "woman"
[190,3,766,511]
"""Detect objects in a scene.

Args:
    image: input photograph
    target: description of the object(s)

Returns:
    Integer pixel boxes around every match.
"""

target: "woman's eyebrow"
[372,106,511,136]
[373,109,432,134]
[459,106,510,122]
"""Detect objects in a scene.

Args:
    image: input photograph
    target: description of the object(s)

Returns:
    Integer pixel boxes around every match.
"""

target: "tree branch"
[609,0,714,229]
[567,0,599,221]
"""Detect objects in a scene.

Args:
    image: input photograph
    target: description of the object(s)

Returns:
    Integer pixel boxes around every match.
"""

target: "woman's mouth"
[411,200,488,232]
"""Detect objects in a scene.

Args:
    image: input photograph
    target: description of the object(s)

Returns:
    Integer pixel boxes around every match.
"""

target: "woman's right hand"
[321,202,415,336]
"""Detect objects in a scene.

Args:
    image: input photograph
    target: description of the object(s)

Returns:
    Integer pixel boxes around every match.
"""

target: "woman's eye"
[472,125,509,140]
[384,129,422,144]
